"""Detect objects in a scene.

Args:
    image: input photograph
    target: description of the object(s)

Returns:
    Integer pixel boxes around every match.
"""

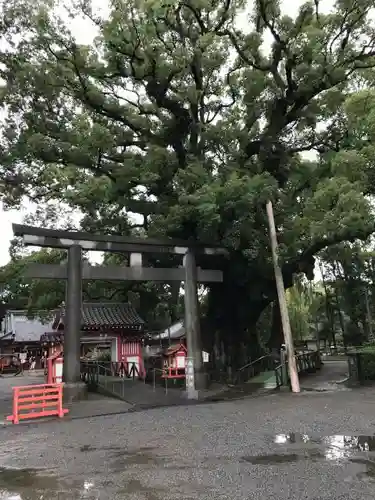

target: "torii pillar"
[63,245,87,401]
[184,250,207,397]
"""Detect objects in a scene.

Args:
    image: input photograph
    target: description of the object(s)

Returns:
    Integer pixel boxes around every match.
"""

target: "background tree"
[319,242,375,346]
[0,246,181,330]
[0,246,67,319]
[2,0,375,365]
[286,278,315,343]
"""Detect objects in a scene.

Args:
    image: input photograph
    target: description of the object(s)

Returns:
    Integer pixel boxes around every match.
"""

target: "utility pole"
[266,201,300,393]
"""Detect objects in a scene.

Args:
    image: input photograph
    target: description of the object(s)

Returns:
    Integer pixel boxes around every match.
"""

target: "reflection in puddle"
[242,453,301,465]
[274,433,375,459]
[350,458,375,481]
[118,479,167,500]
[0,468,55,489]
[0,446,162,499]
[0,467,97,500]
[242,434,375,482]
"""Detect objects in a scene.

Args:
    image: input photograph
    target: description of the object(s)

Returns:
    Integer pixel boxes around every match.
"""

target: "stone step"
[246,370,278,389]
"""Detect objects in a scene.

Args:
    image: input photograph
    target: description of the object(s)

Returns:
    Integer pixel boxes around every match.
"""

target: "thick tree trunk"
[267,301,284,350]
[205,281,268,371]
[201,249,308,371]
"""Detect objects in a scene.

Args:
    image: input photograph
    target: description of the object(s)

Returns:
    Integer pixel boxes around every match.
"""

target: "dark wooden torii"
[13,224,226,400]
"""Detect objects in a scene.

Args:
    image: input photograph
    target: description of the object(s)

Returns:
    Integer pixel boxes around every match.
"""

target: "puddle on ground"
[0,467,98,499]
[79,444,161,471]
[242,450,324,465]
[242,433,375,482]
[349,458,375,481]
[0,446,168,499]
[117,479,168,500]
[79,444,123,453]
[274,433,375,455]
[242,453,300,465]
[0,468,57,490]
[110,447,162,470]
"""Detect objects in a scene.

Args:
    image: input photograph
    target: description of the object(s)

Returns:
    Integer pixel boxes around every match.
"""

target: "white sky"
[0,0,335,266]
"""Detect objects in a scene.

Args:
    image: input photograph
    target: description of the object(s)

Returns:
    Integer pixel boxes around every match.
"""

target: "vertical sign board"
[185,357,198,399]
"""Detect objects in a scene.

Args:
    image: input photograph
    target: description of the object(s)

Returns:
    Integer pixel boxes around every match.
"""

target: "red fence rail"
[6,383,69,424]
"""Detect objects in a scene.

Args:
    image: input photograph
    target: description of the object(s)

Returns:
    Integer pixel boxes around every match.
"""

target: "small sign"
[186,375,195,388]
[202,351,209,363]
[185,357,195,390]
[186,358,194,369]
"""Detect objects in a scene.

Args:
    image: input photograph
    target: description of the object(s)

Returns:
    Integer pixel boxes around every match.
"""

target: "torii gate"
[13,224,226,400]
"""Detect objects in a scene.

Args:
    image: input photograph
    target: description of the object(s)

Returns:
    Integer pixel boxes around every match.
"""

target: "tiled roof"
[164,343,187,356]
[40,332,64,344]
[2,310,53,343]
[149,321,185,341]
[53,302,145,331]
[40,331,143,344]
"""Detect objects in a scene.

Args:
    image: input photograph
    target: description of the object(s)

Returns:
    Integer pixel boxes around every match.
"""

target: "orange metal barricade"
[6,383,69,424]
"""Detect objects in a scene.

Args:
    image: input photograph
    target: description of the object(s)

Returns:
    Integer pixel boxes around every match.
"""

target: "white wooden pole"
[266,201,300,393]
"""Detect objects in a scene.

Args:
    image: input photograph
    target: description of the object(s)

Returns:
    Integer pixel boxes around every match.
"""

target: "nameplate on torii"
[24,264,223,283]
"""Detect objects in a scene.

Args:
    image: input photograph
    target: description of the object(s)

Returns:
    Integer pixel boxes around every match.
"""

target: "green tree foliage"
[285,243,375,350]
[0,249,64,312]
[286,279,319,342]
[0,247,181,329]
[2,0,375,359]
[258,278,327,347]
[319,243,375,346]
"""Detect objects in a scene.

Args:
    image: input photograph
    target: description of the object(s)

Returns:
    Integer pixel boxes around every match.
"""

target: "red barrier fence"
[6,383,69,424]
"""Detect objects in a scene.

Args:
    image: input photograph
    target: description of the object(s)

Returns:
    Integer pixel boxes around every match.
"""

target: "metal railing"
[80,361,141,398]
[98,363,134,400]
[80,361,99,389]
[0,355,21,375]
[234,355,276,386]
[295,351,322,374]
[234,350,322,389]
[80,360,140,379]
[149,367,170,395]
[274,362,287,387]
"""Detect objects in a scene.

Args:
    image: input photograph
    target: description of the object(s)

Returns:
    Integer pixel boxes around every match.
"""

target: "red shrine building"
[41,302,146,376]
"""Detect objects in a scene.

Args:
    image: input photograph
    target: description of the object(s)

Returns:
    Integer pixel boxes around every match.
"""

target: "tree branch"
[284,224,375,282]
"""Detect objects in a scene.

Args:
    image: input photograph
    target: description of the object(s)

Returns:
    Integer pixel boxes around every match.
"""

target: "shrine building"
[41,302,145,372]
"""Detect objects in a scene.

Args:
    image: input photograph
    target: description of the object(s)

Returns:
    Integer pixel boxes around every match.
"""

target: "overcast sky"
[0,0,335,266]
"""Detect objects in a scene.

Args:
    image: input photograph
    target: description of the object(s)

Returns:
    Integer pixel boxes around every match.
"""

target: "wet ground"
[300,359,349,391]
[1,377,375,499]
[0,372,44,425]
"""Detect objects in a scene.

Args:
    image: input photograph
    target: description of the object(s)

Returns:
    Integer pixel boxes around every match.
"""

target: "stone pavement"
[1,381,375,499]
[0,372,134,423]
[0,371,45,423]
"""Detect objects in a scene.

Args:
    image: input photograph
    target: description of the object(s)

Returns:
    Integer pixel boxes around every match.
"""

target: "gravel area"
[1,385,375,499]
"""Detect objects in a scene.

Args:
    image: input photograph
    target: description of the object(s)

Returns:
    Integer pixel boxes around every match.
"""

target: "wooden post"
[183,249,206,398]
[266,201,300,393]
[365,288,373,340]
[63,245,82,385]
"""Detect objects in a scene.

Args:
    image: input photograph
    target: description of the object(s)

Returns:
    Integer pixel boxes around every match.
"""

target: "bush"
[96,351,111,362]
[357,347,375,381]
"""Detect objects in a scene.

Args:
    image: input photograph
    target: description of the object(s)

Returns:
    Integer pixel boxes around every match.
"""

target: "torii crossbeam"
[13,224,227,400]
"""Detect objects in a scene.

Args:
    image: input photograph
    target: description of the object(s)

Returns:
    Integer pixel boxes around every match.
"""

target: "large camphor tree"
[1,0,375,361]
